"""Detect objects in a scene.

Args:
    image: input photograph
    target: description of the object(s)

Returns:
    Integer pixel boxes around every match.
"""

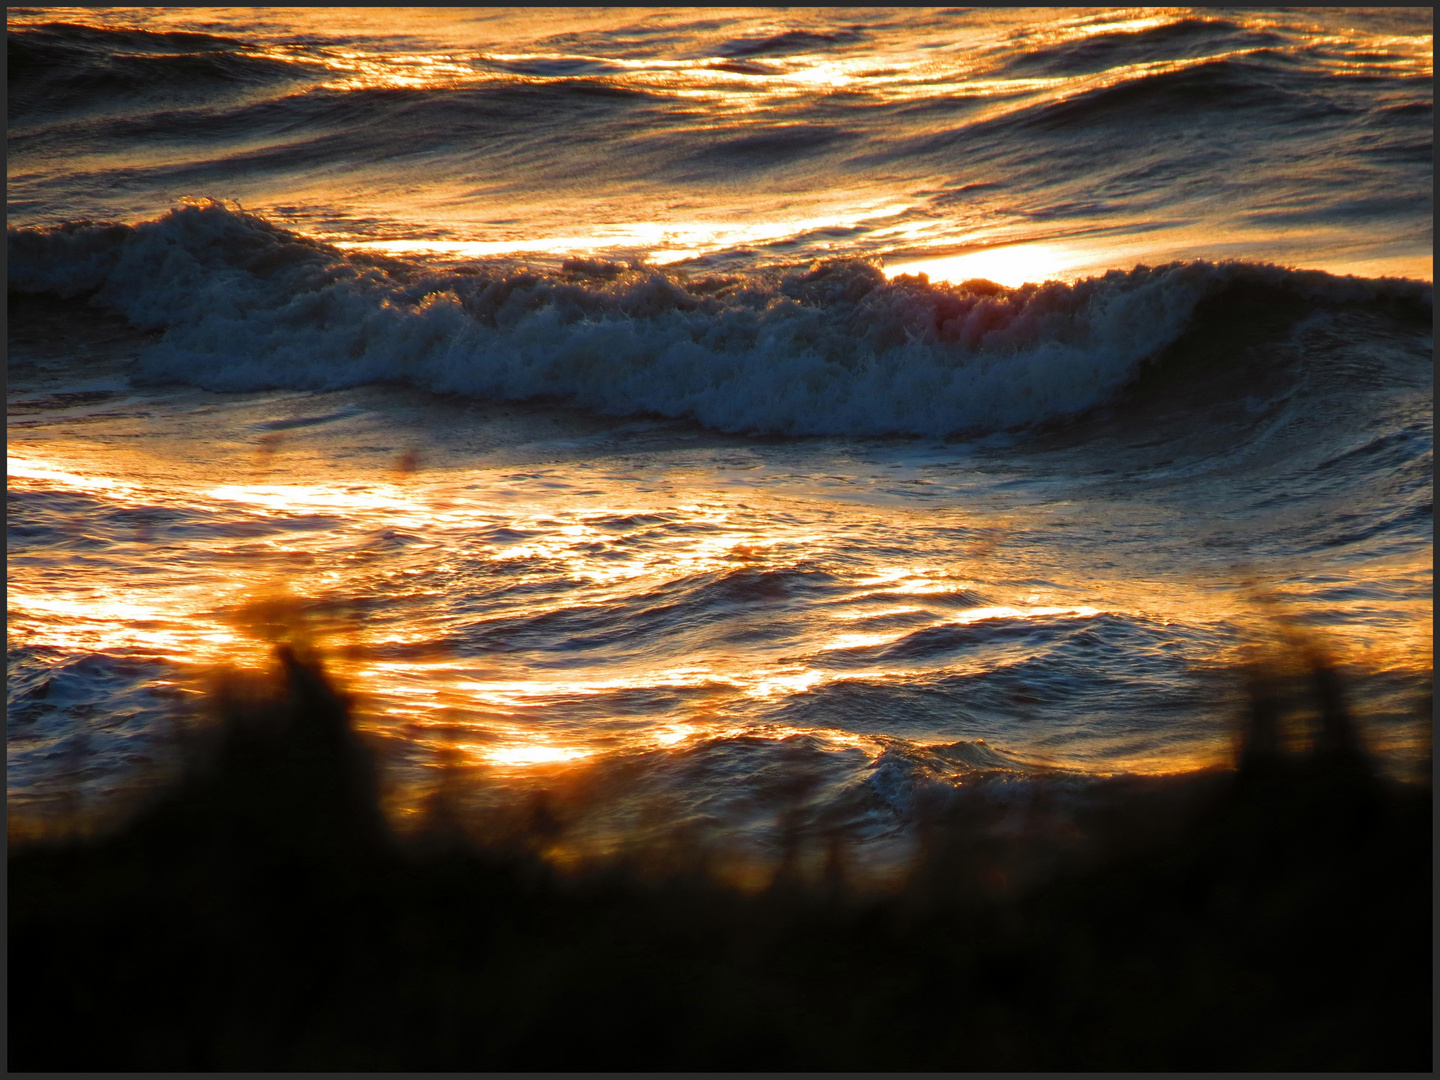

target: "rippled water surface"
[9,7,1432,278]
[7,8,1433,865]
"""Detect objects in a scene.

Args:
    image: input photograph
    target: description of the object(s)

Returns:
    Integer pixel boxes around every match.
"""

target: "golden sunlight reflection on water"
[260,7,1425,283]
[884,243,1081,289]
[10,8,1431,283]
[7,437,1432,793]
[330,198,916,266]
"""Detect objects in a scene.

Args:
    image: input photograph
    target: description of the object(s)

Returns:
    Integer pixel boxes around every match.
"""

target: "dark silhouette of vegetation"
[9,636,1432,1069]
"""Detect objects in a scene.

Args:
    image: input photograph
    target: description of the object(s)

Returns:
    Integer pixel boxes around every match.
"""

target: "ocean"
[7,7,1432,875]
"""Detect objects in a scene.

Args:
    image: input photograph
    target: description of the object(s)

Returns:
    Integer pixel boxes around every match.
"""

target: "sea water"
[7,8,1432,870]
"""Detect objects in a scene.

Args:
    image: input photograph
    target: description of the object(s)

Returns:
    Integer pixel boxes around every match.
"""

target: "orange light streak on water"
[8,432,1431,782]
[21,5,1417,286]
[17,6,1423,281]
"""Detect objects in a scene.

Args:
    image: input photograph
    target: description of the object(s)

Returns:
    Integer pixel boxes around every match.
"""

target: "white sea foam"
[7,203,1428,438]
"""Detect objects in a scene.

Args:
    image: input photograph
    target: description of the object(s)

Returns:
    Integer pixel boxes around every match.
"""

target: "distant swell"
[7,202,1432,438]
[7,23,302,121]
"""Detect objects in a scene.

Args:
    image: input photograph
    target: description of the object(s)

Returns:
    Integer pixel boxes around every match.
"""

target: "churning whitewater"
[9,202,1431,438]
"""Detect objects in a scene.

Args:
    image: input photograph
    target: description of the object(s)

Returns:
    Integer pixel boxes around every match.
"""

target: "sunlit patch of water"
[11,409,1429,832]
[11,8,1428,280]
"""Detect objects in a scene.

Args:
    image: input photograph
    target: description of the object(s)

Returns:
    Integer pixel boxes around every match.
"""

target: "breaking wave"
[8,202,1431,438]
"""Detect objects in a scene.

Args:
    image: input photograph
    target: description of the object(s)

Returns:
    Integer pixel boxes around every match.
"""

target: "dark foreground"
[10,643,1432,1070]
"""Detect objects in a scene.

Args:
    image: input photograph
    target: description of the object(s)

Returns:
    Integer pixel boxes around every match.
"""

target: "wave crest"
[8,202,1431,438]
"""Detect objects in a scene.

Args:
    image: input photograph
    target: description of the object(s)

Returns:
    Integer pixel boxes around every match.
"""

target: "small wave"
[461,564,839,657]
[689,125,859,168]
[8,23,305,122]
[717,28,867,59]
[866,737,1046,802]
[6,646,196,812]
[1022,56,1301,130]
[1003,17,1275,79]
[9,20,247,54]
[8,203,1431,439]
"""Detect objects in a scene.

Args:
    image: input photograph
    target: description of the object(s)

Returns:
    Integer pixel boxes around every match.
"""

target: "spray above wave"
[8,202,1431,438]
